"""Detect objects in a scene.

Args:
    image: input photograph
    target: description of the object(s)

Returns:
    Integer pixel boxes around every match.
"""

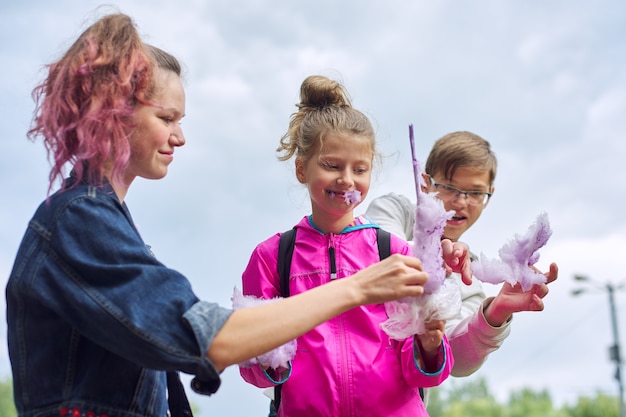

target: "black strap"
[277,228,296,297]
[166,371,193,417]
[272,228,296,412]
[376,228,391,260]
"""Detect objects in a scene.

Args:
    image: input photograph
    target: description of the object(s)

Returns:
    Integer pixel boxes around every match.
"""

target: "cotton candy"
[231,287,297,369]
[472,212,552,291]
[382,278,461,339]
[380,125,462,340]
[343,190,362,204]
[328,190,362,204]
[412,173,455,294]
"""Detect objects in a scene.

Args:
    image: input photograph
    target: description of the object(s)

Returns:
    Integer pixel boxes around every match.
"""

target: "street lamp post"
[572,275,625,417]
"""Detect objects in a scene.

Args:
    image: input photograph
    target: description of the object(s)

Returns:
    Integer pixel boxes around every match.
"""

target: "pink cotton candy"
[381,279,461,339]
[380,125,461,340]
[412,174,455,294]
[408,125,454,294]
[329,190,362,204]
[471,212,552,291]
[343,190,362,204]
[231,287,297,369]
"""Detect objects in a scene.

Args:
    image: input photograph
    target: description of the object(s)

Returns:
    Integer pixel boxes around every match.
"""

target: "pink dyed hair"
[27,13,181,194]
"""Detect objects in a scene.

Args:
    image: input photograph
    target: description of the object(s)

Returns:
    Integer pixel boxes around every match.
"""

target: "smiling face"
[123,69,186,191]
[296,133,374,234]
[427,166,493,242]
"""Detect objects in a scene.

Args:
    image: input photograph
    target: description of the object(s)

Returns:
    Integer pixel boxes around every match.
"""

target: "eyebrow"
[157,106,185,117]
[437,178,489,191]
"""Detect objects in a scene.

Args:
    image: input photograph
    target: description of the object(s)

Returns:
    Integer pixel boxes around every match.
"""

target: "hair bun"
[299,75,351,109]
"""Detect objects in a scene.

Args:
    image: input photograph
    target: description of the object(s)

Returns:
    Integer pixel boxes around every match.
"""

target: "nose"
[170,126,186,147]
[337,171,353,187]
[449,191,469,207]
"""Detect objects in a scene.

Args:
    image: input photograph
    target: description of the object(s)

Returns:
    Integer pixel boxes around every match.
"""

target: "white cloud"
[2,1,626,415]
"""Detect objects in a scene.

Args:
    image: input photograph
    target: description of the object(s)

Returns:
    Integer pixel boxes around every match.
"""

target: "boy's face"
[427,167,493,242]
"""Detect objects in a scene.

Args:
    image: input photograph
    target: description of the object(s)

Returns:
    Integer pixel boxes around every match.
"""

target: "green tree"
[426,386,445,417]
[562,391,621,417]
[446,377,494,403]
[506,387,561,417]
[445,397,504,417]
[0,377,17,417]
[429,377,504,417]
[427,377,621,417]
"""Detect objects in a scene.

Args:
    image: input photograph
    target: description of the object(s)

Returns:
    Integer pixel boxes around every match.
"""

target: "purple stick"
[408,124,420,204]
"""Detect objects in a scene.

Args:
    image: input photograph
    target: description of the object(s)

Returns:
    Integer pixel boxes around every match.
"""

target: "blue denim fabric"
[6,177,233,417]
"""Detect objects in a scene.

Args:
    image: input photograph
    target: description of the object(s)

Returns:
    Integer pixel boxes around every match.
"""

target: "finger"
[461,261,473,286]
[530,294,545,311]
[534,284,549,299]
[529,262,557,284]
[453,241,468,258]
[441,239,453,256]
[401,254,423,270]
[545,263,558,284]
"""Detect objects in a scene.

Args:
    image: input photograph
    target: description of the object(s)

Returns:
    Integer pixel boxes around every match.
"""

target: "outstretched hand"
[441,239,473,285]
[484,262,558,327]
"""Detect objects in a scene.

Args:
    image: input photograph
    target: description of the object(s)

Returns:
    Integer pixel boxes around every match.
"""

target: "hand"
[484,262,558,327]
[441,239,473,285]
[353,254,428,305]
[417,319,446,354]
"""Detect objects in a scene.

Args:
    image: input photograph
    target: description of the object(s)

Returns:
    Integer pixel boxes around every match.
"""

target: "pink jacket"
[240,215,454,417]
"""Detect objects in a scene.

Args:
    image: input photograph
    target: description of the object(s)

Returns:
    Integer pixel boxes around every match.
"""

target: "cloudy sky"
[1,0,625,415]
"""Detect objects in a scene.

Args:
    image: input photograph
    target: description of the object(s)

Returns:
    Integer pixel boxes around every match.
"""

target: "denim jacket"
[6,177,232,417]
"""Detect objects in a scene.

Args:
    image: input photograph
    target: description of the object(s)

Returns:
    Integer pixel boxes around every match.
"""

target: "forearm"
[208,278,360,371]
[447,297,511,376]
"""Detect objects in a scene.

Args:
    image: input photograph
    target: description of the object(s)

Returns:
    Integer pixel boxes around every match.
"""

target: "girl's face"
[296,133,374,233]
[126,69,186,185]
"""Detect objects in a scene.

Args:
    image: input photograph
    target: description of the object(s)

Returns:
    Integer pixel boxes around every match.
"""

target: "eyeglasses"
[428,176,492,206]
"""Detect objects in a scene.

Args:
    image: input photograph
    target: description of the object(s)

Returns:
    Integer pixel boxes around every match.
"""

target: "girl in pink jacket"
[239,75,455,417]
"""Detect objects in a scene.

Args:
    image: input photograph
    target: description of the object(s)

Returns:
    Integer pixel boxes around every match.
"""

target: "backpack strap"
[272,228,297,413]
[166,371,193,417]
[376,228,391,260]
[277,228,297,297]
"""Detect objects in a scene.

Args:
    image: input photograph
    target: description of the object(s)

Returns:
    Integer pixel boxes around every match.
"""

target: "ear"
[420,172,430,192]
[484,184,495,207]
[295,158,306,184]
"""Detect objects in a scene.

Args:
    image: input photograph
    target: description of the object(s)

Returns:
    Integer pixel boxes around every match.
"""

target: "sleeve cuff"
[263,361,293,384]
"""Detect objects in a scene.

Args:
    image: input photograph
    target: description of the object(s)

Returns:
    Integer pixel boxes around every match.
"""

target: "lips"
[447,213,466,226]
[326,190,361,204]
[158,151,174,163]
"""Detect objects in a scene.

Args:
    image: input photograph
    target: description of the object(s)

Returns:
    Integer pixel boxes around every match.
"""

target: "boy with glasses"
[366,130,558,403]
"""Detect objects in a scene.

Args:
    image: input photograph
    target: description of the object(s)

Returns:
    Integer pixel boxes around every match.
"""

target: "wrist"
[483,297,512,327]
[328,276,362,311]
